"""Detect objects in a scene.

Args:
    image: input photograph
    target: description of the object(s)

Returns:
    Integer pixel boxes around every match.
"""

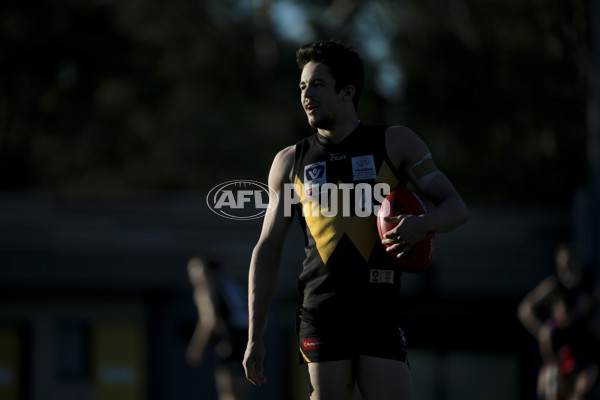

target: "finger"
[395,244,414,258]
[385,244,401,253]
[250,367,267,386]
[256,354,268,385]
[386,241,411,255]
[246,367,259,386]
[383,230,403,240]
[382,234,404,245]
[246,357,267,386]
[243,356,256,383]
[383,231,400,242]
[243,360,252,382]
[384,238,405,249]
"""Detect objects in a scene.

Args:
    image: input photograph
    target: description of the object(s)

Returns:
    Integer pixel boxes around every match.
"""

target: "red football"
[377,186,435,273]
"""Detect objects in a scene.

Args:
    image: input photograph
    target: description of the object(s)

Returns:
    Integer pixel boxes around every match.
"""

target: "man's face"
[299,61,343,130]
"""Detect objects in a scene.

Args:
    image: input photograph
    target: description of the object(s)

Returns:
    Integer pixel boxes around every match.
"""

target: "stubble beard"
[307,112,335,130]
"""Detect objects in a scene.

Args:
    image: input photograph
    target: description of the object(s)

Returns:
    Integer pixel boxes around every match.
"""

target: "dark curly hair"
[296,40,364,111]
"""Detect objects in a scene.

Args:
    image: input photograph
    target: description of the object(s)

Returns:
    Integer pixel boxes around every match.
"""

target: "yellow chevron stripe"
[376,159,400,186]
[293,177,375,264]
[293,160,399,265]
[299,347,311,363]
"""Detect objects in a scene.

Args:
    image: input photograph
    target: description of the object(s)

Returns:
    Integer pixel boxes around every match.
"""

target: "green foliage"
[392,0,590,205]
[0,0,591,205]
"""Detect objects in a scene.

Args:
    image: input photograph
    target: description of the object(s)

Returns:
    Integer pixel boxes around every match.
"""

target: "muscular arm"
[383,126,469,255]
[243,146,295,386]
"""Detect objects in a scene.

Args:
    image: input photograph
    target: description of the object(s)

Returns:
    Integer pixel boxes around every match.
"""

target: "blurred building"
[0,192,571,400]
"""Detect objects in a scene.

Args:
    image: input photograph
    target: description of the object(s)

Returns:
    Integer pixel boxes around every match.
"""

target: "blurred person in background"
[187,256,251,400]
[518,243,600,400]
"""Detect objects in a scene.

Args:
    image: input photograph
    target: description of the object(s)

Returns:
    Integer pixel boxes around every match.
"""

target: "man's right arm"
[243,145,295,386]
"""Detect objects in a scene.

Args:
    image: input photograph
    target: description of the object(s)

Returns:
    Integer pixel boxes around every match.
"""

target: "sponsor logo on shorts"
[302,337,324,351]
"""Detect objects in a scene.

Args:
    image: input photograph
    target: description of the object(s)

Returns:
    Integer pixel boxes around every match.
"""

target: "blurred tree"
[0,0,304,195]
[289,0,590,205]
[0,0,591,206]
[385,0,591,205]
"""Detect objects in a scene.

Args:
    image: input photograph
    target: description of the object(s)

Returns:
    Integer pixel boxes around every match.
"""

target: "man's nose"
[303,85,315,98]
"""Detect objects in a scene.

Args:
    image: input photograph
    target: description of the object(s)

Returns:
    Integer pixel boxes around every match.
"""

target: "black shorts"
[296,307,408,364]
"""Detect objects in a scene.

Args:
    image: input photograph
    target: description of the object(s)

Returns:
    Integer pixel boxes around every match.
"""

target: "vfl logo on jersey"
[304,162,326,196]
[352,155,377,181]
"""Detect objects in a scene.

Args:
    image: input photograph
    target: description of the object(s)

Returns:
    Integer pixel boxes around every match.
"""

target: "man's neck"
[317,117,360,144]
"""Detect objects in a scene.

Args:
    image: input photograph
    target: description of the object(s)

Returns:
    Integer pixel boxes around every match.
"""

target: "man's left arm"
[382,126,469,257]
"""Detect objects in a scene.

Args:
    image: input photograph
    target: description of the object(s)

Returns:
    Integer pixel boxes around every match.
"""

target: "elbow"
[251,239,283,272]
[516,301,528,324]
[454,195,469,227]
[446,200,469,230]
[254,237,284,261]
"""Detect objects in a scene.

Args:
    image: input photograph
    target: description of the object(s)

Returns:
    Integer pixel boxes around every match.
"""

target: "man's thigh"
[307,360,356,400]
[356,355,414,400]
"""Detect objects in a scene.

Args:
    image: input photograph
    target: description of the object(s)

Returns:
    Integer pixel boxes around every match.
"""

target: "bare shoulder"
[273,145,295,166]
[385,125,425,147]
[269,145,296,187]
[385,125,429,168]
[386,125,417,137]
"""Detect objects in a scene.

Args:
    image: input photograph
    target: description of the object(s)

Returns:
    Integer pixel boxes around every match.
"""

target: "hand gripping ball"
[377,186,435,273]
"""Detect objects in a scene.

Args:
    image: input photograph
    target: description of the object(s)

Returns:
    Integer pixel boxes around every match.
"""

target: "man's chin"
[307,116,332,130]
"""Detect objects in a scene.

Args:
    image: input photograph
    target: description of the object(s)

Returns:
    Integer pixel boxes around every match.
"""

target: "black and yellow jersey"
[292,123,409,316]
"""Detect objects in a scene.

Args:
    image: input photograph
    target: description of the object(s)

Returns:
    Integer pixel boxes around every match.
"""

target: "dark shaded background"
[1,0,591,204]
[1,0,598,399]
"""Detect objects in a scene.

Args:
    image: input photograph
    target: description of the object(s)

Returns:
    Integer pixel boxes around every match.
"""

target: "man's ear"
[342,85,356,102]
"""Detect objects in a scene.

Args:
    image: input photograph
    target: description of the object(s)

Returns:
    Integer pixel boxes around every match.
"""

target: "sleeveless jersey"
[292,123,409,317]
